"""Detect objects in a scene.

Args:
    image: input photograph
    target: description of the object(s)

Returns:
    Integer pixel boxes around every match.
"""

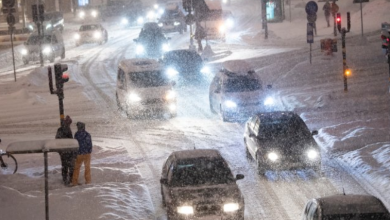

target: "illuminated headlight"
[158,23,163,27]
[74,33,80,40]
[93,32,102,39]
[162,43,170,52]
[174,21,180,26]
[137,17,144,25]
[121,18,129,25]
[219,25,226,33]
[267,152,279,162]
[154,4,159,9]
[79,11,85,18]
[166,67,178,77]
[168,103,176,111]
[136,45,144,54]
[128,93,141,102]
[224,100,237,108]
[158,9,164,15]
[91,10,98,18]
[226,18,234,28]
[147,11,155,19]
[45,24,52,30]
[21,48,28,55]
[165,90,176,100]
[177,206,193,215]
[223,203,239,212]
[42,47,51,54]
[28,24,34,31]
[200,66,210,74]
[307,149,319,160]
[222,0,228,3]
[264,97,274,106]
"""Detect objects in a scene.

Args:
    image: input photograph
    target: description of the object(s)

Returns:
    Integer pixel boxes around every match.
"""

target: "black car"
[134,22,170,58]
[160,149,245,220]
[244,111,321,175]
[161,49,209,83]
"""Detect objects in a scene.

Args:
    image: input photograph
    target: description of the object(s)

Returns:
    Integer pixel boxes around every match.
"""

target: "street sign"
[307,23,314,43]
[307,14,317,23]
[2,0,16,8]
[353,0,369,3]
[6,13,16,26]
[305,1,318,15]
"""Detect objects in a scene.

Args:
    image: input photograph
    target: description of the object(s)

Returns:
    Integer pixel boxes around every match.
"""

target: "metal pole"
[310,43,312,64]
[388,48,390,93]
[44,151,49,220]
[264,15,268,39]
[333,14,337,36]
[289,0,291,22]
[37,21,44,67]
[10,27,17,82]
[342,28,347,92]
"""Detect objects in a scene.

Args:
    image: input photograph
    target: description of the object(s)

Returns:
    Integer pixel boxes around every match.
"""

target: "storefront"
[262,0,285,22]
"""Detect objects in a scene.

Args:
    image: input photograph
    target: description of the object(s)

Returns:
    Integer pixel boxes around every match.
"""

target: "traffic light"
[345,67,351,77]
[336,13,341,32]
[347,12,350,32]
[38,4,44,22]
[54,63,69,96]
[32,5,38,22]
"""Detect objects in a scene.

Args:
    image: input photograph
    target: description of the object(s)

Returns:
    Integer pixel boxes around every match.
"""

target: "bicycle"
[0,138,18,174]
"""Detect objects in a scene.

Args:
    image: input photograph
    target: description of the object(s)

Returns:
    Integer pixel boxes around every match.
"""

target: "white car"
[302,194,390,220]
[115,58,177,118]
[209,60,274,122]
[160,149,245,220]
[74,24,108,46]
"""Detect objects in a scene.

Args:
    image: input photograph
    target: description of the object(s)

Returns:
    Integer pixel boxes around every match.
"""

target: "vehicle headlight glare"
[201,66,210,74]
[165,90,176,100]
[147,11,155,19]
[79,11,85,18]
[224,100,237,108]
[166,68,178,77]
[162,43,170,52]
[169,103,176,111]
[21,48,28,55]
[177,206,193,215]
[43,47,51,54]
[121,18,129,25]
[93,32,102,39]
[158,23,163,27]
[307,149,319,160]
[219,25,226,33]
[45,24,52,30]
[264,97,274,106]
[223,203,239,212]
[137,17,144,24]
[174,21,180,26]
[91,10,98,17]
[267,152,279,162]
[226,18,234,28]
[128,93,141,102]
[136,45,144,54]
[74,33,80,40]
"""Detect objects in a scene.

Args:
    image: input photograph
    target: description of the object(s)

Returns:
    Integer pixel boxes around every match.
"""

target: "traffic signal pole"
[48,64,69,126]
[337,12,351,92]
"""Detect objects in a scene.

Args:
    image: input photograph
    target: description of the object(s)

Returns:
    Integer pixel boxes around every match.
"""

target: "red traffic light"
[62,73,69,82]
[336,17,341,22]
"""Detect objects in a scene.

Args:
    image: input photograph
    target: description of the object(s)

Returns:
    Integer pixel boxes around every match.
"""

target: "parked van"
[302,194,390,220]
[116,58,177,118]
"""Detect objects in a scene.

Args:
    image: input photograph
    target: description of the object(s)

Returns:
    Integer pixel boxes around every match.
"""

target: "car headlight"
[136,45,144,54]
[74,33,80,40]
[137,17,144,25]
[166,67,178,77]
[79,11,85,18]
[162,43,170,52]
[158,9,164,15]
[264,96,274,106]
[42,47,52,54]
[219,25,226,33]
[224,100,237,108]
[223,203,239,212]
[307,149,319,160]
[165,90,176,100]
[200,66,210,74]
[93,31,102,39]
[28,24,34,31]
[128,93,141,102]
[174,21,180,26]
[91,10,98,17]
[168,103,176,111]
[158,23,163,27]
[121,18,129,25]
[147,11,155,19]
[267,151,279,162]
[226,18,234,28]
[177,206,193,215]
[21,48,28,55]
[45,24,52,30]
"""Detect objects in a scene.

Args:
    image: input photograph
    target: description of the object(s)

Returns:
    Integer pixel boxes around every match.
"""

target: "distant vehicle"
[74,24,108,46]
[157,2,187,34]
[21,30,65,65]
[209,60,274,121]
[302,194,390,220]
[161,49,210,83]
[133,22,171,58]
[43,11,64,32]
[102,0,143,18]
[160,149,245,220]
[115,58,177,118]
[77,5,101,20]
[244,111,321,175]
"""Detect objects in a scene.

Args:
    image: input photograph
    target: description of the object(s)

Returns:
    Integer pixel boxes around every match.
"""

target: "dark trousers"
[59,151,77,184]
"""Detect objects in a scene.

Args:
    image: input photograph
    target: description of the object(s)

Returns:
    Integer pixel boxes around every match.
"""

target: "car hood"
[222,90,266,105]
[130,85,173,100]
[260,135,318,155]
[170,184,242,205]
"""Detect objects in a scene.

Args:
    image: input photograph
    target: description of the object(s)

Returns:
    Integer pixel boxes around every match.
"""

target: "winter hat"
[76,122,85,131]
[64,115,72,125]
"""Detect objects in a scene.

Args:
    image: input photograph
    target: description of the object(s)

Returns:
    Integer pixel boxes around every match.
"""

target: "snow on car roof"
[256,111,296,119]
[222,60,255,76]
[7,139,79,154]
[318,194,389,215]
[119,58,162,73]
[172,149,221,160]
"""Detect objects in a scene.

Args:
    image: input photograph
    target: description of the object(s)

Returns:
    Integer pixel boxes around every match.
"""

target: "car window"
[223,75,261,93]
[253,118,260,136]
[258,115,311,139]
[303,201,313,220]
[128,71,170,88]
[169,157,235,187]
[162,155,173,176]
[117,69,126,90]
[308,202,318,220]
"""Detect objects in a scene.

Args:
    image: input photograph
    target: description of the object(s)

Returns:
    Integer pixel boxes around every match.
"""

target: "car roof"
[222,60,255,76]
[254,111,297,120]
[317,194,389,215]
[119,58,162,74]
[171,149,222,160]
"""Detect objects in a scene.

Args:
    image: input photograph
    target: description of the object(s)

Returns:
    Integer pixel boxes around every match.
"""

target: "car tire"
[161,185,166,207]
[22,57,29,65]
[209,97,216,114]
[116,94,122,110]
[61,48,65,59]
[256,157,266,176]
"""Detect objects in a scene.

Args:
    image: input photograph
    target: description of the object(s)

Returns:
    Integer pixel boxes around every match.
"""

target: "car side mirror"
[236,174,244,180]
[267,85,272,89]
[160,178,168,185]
[312,130,318,135]
[133,39,138,42]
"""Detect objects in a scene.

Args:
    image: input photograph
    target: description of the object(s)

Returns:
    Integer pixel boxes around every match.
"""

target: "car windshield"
[80,25,100,31]
[161,10,180,20]
[323,213,390,220]
[223,76,261,93]
[128,71,169,87]
[27,35,52,44]
[258,115,311,139]
[170,157,235,187]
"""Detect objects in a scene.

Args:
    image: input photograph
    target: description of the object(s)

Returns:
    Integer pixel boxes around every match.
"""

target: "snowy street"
[1,0,390,219]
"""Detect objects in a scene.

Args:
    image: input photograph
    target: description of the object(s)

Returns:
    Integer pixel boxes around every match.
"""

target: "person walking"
[55,115,77,185]
[323,0,331,27]
[71,122,93,186]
